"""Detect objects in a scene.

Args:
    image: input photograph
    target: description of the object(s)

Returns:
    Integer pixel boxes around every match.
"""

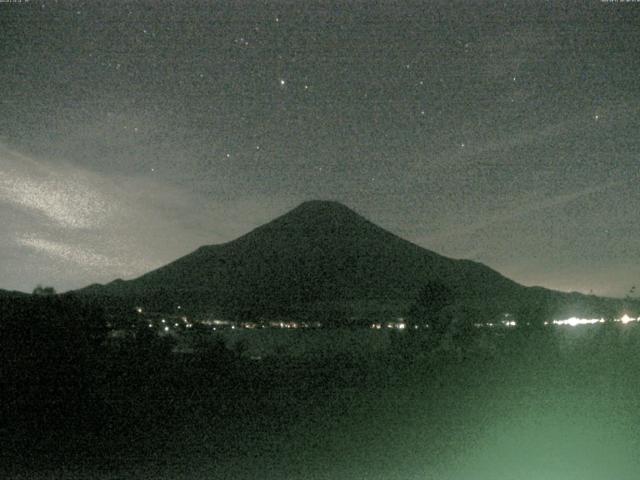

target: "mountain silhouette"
[0,289,29,299]
[78,200,625,323]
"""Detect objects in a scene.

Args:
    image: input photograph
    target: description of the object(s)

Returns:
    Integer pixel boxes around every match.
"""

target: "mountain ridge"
[0,289,29,298]
[77,201,628,322]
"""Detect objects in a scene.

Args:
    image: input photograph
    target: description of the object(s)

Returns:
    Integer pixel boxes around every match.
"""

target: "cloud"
[17,235,119,270]
[0,144,113,229]
[422,181,622,243]
[0,143,293,291]
[0,143,190,285]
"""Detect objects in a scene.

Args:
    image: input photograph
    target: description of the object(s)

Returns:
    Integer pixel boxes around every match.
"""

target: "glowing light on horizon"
[553,317,604,327]
[620,314,636,324]
[552,316,639,327]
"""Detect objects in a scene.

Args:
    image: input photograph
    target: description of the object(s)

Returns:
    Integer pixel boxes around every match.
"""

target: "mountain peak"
[268,199,372,234]
[296,199,349,208]
[291,200,358,216]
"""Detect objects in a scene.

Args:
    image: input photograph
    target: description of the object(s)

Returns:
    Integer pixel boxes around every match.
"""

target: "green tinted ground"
[4,325,640,480]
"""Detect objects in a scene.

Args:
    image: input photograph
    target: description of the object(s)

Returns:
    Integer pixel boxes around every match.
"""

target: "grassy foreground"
[3,324,640,480]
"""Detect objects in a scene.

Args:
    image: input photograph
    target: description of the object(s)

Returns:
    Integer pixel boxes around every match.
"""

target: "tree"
[408,281,455,334]
[33,285,56,296]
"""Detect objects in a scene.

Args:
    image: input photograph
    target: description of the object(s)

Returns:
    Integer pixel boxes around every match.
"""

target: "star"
[279,79,286,86]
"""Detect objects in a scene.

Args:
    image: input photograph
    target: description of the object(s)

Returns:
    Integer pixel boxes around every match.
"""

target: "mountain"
[0,289,29,299]
[78,201,628,323]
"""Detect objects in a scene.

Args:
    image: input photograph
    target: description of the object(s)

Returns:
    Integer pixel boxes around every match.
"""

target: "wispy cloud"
[421,181,622,243]
[0,144,291,291]
[0,144,113,229]
[17,235,120,270]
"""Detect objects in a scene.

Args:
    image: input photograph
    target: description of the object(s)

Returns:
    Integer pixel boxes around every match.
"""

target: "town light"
[553,317,603,327]
[620,314,635,324]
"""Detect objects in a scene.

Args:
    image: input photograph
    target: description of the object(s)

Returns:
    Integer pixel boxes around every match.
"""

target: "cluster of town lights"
[369,315,640,330]
[546,314,639,327]
[370,320,407,330]
[490,315,639,328]
[135,306,638,332]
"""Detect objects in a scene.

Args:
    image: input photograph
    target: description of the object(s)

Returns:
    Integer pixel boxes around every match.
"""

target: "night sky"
[1,1,638,296]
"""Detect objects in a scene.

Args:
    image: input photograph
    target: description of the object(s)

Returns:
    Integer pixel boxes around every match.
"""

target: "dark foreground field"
[3,325,640,480]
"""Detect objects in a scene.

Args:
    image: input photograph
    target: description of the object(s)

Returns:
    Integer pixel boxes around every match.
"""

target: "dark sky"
[1,0,638,296]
